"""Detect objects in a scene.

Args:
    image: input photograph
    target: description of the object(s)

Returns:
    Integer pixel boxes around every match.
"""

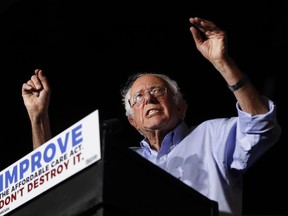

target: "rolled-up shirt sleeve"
[230,100,282,170]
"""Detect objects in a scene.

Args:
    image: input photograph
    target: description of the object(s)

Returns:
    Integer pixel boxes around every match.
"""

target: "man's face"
[128,74,184,135]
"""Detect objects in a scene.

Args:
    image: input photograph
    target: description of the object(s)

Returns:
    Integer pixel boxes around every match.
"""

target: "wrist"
[227,74,248,92]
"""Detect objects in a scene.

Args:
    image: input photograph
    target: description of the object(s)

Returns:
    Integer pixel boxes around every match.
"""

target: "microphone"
[101,118,122,135]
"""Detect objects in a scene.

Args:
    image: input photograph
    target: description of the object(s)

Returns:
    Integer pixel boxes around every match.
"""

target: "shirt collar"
[139,121,190,154]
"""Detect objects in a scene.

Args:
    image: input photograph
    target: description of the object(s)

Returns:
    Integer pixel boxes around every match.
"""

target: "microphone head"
[101,118,122,135]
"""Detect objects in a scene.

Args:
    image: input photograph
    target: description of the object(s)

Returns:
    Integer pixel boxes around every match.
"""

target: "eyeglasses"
[128,86,168,107]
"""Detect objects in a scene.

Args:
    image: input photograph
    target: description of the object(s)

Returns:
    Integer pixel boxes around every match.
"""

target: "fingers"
[22,69,47,94]
[189,17,225,44]
[26,69,50,91]
[22,82,32,92]
[190,17,223,34]
[189,17,215,30]
[189,17,206,45]
[30,69,44,90]
[36,69,50,91]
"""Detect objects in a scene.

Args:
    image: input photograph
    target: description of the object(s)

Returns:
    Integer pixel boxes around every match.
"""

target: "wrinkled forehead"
[131,74,166,93]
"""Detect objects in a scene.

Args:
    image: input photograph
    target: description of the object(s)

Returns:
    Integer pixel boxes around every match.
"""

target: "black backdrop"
[0,0,287,215]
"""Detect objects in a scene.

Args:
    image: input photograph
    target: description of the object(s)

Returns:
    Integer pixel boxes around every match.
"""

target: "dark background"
[0,0,287,215]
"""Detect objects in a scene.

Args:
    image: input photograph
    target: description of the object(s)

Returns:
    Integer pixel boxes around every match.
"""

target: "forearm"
[31,113,52,149]
[214,57,268,115]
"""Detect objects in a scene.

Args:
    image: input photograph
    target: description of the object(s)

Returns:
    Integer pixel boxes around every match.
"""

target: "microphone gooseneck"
[100,118,122,165]
[101,118,122,136]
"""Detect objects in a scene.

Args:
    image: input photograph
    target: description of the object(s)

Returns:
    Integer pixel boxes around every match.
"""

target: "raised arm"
[189,17,268,115]
[22,69,52,149]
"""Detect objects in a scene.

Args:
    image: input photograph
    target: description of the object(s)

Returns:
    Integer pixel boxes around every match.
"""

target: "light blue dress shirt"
[130,100,281,216]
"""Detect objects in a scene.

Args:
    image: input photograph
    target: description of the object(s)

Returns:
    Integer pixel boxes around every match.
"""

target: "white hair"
[120,72,186,118]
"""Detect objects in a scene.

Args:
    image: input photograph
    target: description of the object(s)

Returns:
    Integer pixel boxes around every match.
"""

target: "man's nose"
[143,91,157,104]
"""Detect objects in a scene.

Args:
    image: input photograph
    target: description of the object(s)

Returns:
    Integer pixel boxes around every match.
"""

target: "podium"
[2,111,218,216]
[103,134,219,216]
